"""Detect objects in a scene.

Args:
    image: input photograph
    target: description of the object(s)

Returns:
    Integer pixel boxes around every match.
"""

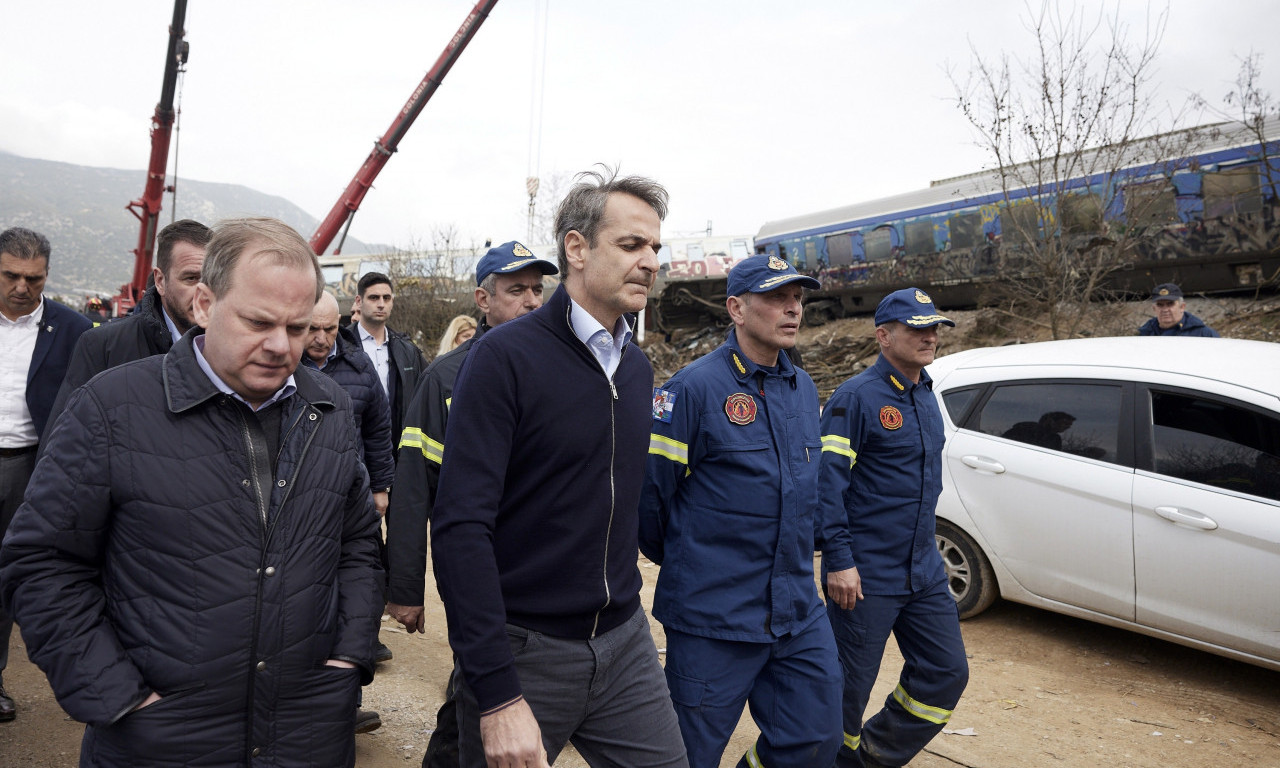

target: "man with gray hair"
[431,169,688,767]
[1,217,383,765]
[0,226,91,722]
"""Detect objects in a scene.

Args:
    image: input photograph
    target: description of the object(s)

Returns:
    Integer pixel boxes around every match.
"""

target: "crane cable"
[168,57,188,224]
[526,0,550,243]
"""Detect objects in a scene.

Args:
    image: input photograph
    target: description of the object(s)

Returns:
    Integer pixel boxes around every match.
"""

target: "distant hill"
[0,151,386,297]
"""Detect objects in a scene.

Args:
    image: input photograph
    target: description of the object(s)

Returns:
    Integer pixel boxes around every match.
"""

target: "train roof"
[756,119,1280,242]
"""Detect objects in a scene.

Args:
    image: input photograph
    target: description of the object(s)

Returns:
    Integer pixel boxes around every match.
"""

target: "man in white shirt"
[0,226,91,722]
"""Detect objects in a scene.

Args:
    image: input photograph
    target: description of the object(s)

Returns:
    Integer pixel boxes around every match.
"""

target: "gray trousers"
[455,606,688,768]
[0,449,38,676]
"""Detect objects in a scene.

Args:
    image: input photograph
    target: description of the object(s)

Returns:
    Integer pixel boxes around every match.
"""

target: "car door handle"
[1154,506,1219,531]
[961,455,1006,475]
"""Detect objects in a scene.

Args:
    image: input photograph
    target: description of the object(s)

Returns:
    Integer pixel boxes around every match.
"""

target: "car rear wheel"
[936,520,998,619]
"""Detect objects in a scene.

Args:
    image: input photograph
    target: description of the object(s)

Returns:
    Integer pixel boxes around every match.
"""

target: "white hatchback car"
[927,336,1280,671]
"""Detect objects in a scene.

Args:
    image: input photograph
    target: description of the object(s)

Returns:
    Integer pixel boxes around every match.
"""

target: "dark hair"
[357,272,393,298]
[0,227,52,264]
[201,217,323,301]
[156,219,213,275]
[554,165,669,276]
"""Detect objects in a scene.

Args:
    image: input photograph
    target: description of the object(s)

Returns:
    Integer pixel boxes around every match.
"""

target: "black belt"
[0,444,38,458]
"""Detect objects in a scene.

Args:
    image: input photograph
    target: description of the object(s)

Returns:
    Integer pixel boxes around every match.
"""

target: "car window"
[972,382,1123,463]
[1150,390,1280,502]
[941,387,982,424]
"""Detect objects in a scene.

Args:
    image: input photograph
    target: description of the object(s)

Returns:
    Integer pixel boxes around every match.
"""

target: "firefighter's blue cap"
[1151,283,1183,301]
[875,287,955,328]
[726,254,820,297]
[475,241,558,285]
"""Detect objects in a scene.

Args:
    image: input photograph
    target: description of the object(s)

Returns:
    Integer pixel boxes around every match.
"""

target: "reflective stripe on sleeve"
[843,732,860,751]
[892,682,953,725]
[399,427,444,465]
[648,433,689,465]
[821,434,857,468]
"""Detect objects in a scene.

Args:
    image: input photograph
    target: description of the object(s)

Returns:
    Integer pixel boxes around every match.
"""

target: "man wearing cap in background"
[386,240,556,768]
[818,287,968,768]
[639,253,844,767]
[1138,283,1220,337]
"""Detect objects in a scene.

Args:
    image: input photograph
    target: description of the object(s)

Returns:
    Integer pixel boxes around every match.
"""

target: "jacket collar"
[542,283,638,343]
[721,328,797,385]
[872,354,933,398]
[164,331,336,414]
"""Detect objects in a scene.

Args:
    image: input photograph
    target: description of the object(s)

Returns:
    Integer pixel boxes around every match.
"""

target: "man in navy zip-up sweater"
[431,169,687,768]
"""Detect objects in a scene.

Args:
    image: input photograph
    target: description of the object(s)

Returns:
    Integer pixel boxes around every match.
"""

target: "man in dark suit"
[0,226,92,721]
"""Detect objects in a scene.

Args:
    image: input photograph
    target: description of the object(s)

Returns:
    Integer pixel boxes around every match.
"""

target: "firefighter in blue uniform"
[640,253,844,768]
[819,287,969,768]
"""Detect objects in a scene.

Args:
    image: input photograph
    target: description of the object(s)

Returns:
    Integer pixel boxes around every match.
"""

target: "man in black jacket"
[431,169,687,768]
[47,219,212,426]
[386,240,557,767]
[304,290,396,735]
[341,272,428,457]
[0,217,383,766]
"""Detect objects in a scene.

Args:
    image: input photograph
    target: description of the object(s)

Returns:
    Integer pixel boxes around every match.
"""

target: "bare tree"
[526,171,573,246]
[381,225,487,355]
[951,1,1201,338]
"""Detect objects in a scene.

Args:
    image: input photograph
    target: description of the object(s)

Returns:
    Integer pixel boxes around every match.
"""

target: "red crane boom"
[118,0,189,316]
[310,0,499,256]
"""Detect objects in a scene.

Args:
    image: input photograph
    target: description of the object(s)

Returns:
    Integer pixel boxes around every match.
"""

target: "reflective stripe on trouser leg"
[860,580,969,767]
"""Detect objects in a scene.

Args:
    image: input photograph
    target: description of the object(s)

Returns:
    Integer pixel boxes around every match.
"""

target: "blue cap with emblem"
[874,287,955,328]
[475,241,559,285]
[725,253,821,296]
[1150,283,1183,301]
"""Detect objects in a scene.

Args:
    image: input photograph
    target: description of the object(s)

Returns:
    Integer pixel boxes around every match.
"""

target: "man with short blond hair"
[1,217,383,765]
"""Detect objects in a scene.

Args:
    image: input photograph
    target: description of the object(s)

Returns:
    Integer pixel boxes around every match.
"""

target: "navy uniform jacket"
[818,354,946,595]
[1137,312,1220,337]
[639,329,850,642]
[385,322,485,608]
[27,298,92,440]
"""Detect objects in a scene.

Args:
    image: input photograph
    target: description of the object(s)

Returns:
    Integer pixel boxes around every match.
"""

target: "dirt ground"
[3,294,1279,767]
[3,553,1279,767]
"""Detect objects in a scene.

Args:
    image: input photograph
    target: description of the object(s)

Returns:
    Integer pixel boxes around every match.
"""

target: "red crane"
[117,0,189,316]
[310,0,499,256]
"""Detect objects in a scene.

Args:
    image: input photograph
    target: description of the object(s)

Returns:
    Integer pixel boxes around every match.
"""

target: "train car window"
[1000,202,1044,247]
[1203,167,1262,219]
[731,240,751,260]
[904,220,935,256]
[949,212,982,249]
[1124,180,1177,227]
[687,243,705,261]
[804,240,819,269]
[1059,193,1104,234]
[864,227,893,261]
[825,234,854,266]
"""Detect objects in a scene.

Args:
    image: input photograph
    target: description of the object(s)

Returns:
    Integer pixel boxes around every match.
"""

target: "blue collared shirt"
[193,335,296,411]
[300,341,339,371]
[568,299,632,380]
[161,307,183,344]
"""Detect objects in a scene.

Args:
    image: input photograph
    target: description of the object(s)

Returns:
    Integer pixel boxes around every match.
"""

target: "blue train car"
[748,119,1280,324]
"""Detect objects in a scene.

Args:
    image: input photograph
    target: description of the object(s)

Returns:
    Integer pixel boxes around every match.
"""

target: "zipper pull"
[609,380,618,400]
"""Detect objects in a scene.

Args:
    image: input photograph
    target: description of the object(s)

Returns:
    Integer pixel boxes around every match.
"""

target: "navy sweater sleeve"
[430,339,522,712]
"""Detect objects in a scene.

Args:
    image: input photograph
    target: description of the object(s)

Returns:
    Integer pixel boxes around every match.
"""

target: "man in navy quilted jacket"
[0,217,383,767]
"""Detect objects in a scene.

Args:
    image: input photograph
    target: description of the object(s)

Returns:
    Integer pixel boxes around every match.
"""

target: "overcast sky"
[2,1,1276,252]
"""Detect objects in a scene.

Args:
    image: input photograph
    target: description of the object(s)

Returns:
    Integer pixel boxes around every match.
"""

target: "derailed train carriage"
[648,119,1280,331]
